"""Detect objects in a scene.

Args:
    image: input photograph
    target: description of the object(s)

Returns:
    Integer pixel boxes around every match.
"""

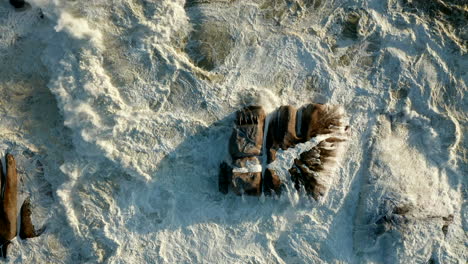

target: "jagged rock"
[289,104,348,198]
[9,0,26,8]
[231,157,262,196]
[229,105,266,158]
[219,103,348,198]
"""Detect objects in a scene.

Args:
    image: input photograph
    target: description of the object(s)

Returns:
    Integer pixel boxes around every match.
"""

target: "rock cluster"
[0,154,43,258]
[219,103,349,199]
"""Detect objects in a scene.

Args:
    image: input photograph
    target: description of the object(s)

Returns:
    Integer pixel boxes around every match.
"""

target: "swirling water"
[0,0,466,263]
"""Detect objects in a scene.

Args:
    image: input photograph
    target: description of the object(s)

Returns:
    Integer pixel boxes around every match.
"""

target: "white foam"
[0,0,465,263]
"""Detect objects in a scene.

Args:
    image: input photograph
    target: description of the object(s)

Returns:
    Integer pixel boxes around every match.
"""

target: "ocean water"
[0,0,466,263]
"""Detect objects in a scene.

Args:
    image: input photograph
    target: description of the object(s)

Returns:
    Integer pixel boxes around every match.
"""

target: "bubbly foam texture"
[0,0,466,262]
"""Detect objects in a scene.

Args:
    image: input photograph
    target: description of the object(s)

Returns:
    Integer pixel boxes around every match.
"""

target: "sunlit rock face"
[0,154,42,258]
[220,103,349,198]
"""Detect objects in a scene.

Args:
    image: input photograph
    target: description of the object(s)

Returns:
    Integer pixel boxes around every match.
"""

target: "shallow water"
[0,0,466,263]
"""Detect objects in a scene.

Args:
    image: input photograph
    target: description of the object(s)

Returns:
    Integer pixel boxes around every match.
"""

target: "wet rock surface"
[220,103,349,198]
[0,154,43,258]
[220,106,266,196]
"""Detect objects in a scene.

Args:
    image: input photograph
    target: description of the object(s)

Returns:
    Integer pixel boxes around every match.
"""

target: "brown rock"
[20,198,43,239]
[299,103,346,140]
[0,154,18,245]
[219,103,348,198]
[266,105,299,156]
[263,105,299,195]
[0,154,43,258]
[265,104,348,199]
[229,105,266,158]
[231,157,262,196]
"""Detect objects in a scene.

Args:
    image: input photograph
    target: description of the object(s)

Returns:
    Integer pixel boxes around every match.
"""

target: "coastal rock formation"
[219,106,266,195]
[220,103,349,199]
[0,154,43,258]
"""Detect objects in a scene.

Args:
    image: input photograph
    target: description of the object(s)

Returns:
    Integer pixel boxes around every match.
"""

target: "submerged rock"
[9,0,26,9]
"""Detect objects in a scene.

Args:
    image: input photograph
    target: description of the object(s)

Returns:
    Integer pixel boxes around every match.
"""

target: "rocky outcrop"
[219,106,266,195]
[220,103,349,199]
[0,154,43,258]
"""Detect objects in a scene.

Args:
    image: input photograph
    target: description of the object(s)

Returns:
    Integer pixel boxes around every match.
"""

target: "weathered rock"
[9,0,26,8]
[265,103,348,199]
[229,105,266,158]
[266,105,299,160]
[20,198,43,239]
[299,103,346,140]
[291,104,348,198]
[219,103,348,198]
[0,154,43,258]
[0,154,18,246]
[231,157,262,196]
[263,105,299,195]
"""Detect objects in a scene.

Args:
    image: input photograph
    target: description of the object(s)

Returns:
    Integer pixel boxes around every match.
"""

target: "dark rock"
[219,103,348,198]
[10,0,26,9]
[229,105,266,158]
[218,162,231,194]
[263,105,298,195]
[263,168,282,195]
[20,198,44,239]
[266,105,299,157]
[231,157,262,196]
